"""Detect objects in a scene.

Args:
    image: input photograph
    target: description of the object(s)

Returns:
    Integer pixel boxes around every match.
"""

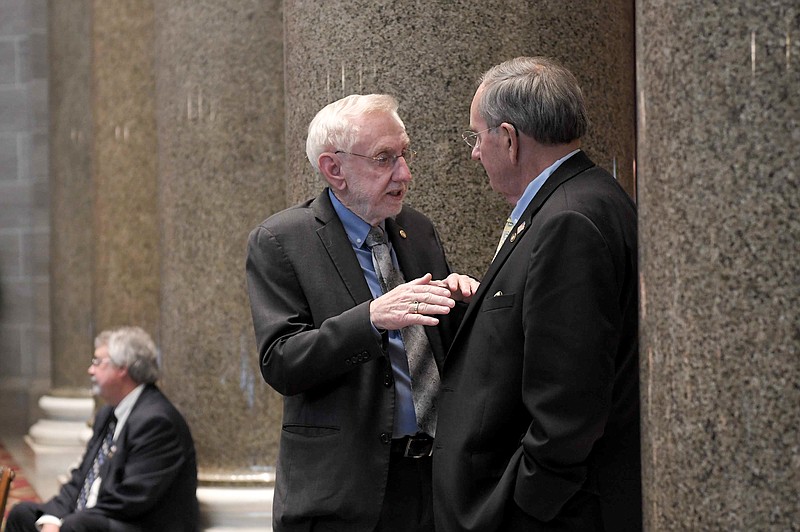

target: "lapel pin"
[399,229,407,239]
[509,221,526,242]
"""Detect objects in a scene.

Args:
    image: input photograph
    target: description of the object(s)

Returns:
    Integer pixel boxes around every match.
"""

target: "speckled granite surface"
[153,1,285,474]
[637,1,799,529]
[48,0,94,390]
[91,2,160,337]
[284,0,635,278]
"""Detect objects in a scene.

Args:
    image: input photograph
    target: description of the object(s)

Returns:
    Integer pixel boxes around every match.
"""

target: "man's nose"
[393,157,412,181]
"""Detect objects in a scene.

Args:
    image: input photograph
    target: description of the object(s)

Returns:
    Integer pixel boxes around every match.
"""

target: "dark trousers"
[373,454,434,532]
[6,501,142,532]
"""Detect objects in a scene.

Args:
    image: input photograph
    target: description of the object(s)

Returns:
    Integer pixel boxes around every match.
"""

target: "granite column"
[637,1,799,529]
[152,2,285,527]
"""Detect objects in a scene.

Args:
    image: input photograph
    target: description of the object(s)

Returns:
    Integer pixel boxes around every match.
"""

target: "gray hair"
[477,56,588,145]
[305,94,406,172]
[96,326,160,384]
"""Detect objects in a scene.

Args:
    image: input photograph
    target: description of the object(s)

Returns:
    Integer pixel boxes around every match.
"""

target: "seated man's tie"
[77,414,116,510]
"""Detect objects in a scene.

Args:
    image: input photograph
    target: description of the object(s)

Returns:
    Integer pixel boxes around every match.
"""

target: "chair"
[0,465,15,526]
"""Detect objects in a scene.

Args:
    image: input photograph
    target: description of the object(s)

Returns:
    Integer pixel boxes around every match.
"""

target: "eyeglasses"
[91,357,112,367]
[461,127,497,148]
[335,147,416,169]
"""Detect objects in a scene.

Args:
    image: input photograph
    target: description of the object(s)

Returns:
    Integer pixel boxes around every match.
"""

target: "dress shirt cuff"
[35,515,63,530]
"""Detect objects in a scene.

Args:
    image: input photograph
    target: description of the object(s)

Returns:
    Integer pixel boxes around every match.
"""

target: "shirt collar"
[328,189,384,249]
[113,383,146,434]
[510,149,581,223]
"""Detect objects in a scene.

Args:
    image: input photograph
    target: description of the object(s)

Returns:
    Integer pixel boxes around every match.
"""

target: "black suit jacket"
[433,152,641,531]
[246,189,461,531]
[41,384,199,531]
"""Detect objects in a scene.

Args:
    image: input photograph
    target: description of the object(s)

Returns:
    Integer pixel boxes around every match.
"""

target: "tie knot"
[365,226,387,248]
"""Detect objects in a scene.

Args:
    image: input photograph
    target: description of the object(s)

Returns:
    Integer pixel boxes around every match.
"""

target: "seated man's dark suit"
[246,189,461,531]
[7,384,199,532]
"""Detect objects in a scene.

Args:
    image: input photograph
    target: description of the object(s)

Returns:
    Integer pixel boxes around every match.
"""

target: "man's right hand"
[369,273,455,330]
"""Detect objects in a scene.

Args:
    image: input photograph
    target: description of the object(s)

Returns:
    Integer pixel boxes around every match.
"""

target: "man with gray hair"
[7,326,199,532]
[433,57,641,531]
[246,94,477,531]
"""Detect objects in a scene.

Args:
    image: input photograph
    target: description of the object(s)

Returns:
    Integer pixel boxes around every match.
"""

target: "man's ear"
[319,153,346,191]
[500,122,519,164]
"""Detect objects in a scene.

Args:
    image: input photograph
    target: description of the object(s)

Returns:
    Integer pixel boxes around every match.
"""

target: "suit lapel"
[385,217,420,280]
[445,152,596,362]
[386,215,449,368]
[312,191,373,305]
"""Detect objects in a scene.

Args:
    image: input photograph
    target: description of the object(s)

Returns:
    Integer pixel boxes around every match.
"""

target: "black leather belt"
[391,434,434,458]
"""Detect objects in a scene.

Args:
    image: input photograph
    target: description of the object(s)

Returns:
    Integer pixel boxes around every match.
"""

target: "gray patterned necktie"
[366,226,440,436]
[77,414,116,510]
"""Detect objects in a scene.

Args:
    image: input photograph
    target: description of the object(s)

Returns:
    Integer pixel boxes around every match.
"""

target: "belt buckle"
[404,436,433,458]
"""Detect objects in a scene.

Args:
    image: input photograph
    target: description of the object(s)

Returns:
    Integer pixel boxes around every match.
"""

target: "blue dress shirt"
[329,190,418,437]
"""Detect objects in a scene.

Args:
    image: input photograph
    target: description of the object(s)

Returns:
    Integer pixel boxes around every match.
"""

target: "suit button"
[384,375,393,387]
[380,433,391,444]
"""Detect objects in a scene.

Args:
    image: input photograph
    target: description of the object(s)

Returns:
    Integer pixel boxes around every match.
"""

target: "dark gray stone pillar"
[637,1,799,529]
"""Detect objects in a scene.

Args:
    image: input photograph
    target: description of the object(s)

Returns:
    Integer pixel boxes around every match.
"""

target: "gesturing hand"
[369,273,455,330]
[431,273,480,303]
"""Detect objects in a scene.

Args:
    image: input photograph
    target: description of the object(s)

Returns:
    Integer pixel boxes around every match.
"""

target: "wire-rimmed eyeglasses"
[335,147,416,169]
[461,127,497,148]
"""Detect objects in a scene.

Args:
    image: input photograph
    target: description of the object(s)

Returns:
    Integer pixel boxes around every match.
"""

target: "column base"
[24,393,94,482]
[198,486,274,531]
[198,469,274,531]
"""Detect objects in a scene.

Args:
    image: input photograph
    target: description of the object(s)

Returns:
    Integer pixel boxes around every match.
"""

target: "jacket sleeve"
[515,210,621,520]
[245,223,386,396]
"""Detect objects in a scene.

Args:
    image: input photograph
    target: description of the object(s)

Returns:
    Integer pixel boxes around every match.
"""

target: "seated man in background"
[7,326,199,532]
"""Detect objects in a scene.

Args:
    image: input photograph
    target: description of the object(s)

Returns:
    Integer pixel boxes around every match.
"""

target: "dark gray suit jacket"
[433,152,641,531]
[246,189,461,531]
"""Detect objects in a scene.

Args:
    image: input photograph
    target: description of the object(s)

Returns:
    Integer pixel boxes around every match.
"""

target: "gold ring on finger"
[412,301,420,314]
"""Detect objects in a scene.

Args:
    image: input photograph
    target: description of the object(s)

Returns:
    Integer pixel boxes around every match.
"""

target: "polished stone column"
[153,2,285,528]
[34,0,94,467]
[47,0,93,398]
[284,0,636,277]
[91,1,160,335]
[637,1,799,529]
